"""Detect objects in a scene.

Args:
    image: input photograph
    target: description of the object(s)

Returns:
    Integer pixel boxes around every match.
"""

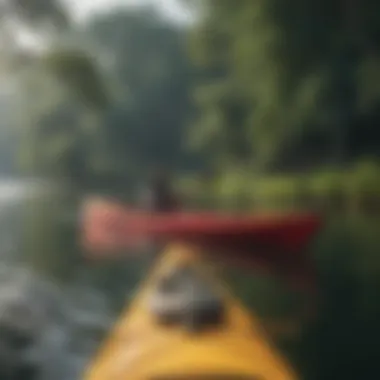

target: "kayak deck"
[83,244,299,380]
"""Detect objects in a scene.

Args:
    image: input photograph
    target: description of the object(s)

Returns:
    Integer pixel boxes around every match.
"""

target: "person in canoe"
[139,168,180,213]
[136,168,181,265]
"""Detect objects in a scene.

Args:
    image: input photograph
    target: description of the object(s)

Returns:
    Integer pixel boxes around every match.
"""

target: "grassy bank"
[179,159,380,215]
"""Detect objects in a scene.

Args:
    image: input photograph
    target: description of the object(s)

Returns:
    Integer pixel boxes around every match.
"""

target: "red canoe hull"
[81,198,322,290]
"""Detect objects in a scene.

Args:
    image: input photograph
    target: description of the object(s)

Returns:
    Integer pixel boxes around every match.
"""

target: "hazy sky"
[63,0,190,23]
[14,0,191,51]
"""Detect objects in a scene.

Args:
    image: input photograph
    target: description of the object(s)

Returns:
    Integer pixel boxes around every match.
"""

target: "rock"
[0,263,114,380]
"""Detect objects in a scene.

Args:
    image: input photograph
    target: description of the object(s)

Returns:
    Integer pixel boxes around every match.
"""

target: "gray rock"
[0,262,114,380]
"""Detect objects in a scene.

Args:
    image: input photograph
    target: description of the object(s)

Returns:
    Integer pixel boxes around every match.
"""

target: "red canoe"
[81,197,323,290]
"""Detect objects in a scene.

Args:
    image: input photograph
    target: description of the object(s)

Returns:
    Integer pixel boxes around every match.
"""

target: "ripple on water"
[0,261,115,380]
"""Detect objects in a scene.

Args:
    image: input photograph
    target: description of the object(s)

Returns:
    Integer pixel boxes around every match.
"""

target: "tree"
[83,7,195,179]
[189,0,380,170]
[0,0,111,281]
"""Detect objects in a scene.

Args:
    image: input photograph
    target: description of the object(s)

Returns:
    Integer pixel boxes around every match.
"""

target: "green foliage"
[189,0,380,169]
[42,48,109,110]
[179,160,380,214]
[348,159,380,195]
[357,54,380,112]
[85,8,195,175]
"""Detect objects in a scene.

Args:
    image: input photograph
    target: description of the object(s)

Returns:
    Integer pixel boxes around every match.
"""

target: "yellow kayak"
[83,243,298,380]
